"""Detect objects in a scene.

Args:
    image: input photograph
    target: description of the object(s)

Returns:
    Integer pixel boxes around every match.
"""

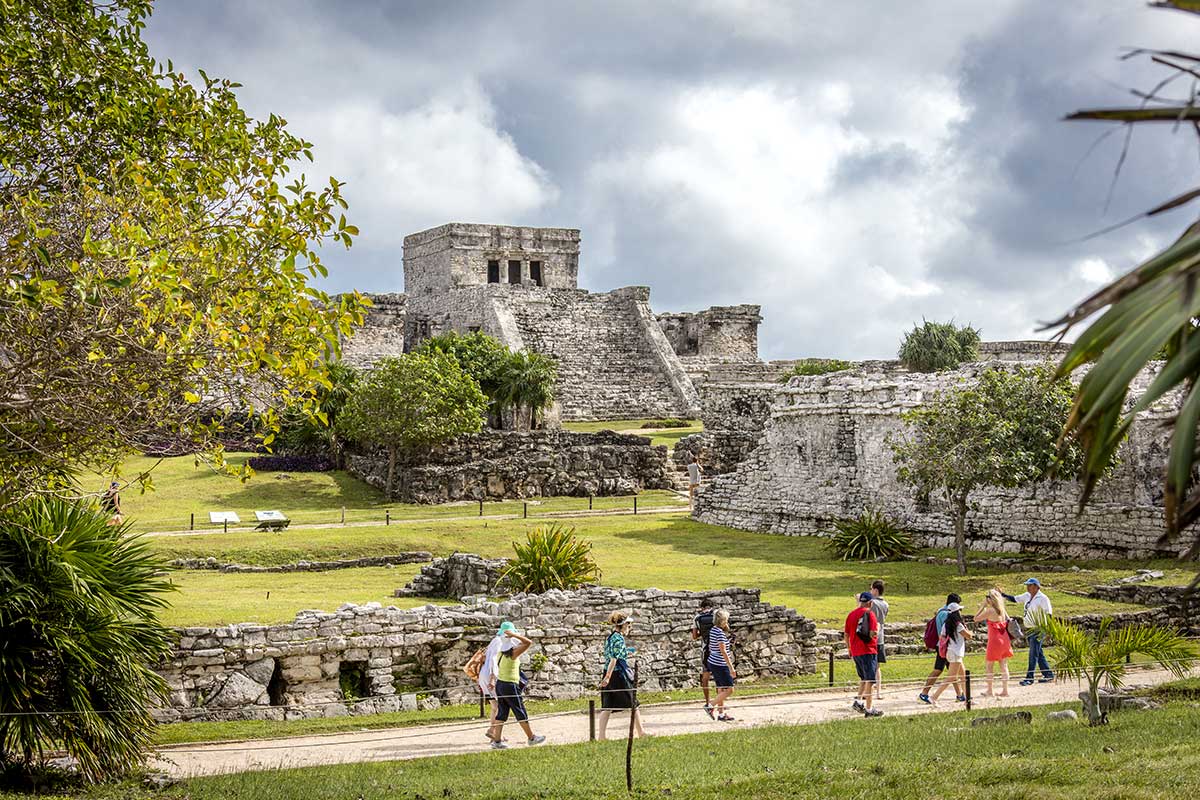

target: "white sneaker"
[491,740,510,750]
[528,735,546,746]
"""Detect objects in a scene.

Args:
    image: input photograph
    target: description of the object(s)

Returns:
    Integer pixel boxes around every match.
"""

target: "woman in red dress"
[974,589,1014,697]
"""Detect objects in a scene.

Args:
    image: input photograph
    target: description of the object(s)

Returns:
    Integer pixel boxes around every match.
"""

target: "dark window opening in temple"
[530,261,543,286]
[487,260,500,283]
[508,260,521,284]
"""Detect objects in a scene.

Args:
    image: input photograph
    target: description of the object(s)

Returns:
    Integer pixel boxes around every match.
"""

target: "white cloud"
[289,83,558,247]
[1075,257,1113,285]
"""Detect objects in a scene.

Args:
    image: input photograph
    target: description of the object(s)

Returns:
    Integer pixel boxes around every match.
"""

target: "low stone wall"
[154,587,816,722]
[674,382,775,476]
[1085,583,1200,633]
[346,429,672,503]
[395,553,509,599]
[169,553,432,573]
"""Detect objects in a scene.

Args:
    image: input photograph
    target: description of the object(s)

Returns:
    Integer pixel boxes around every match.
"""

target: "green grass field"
[107,454,685,533]
[20,689,1200,799]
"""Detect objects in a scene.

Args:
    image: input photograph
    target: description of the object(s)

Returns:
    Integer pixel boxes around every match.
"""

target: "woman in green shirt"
[487,626,546,749]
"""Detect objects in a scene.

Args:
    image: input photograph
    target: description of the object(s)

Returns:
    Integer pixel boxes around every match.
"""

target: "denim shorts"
[853,653,878,682]
[708,662,735,688]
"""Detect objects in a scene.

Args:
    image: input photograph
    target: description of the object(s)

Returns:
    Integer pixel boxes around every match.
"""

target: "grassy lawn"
[160,566,443,627]
[106,454,685,533]
[26,691,1200,799]
[562,418,703,447]
[149,512,1174,628]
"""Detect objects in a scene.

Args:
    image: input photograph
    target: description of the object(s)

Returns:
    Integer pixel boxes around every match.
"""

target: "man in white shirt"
[1002,578,1054,686]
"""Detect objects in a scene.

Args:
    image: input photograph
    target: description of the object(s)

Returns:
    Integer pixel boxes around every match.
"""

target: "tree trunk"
[952,491,969,576]
[386,446,396,497]
[1083,673,1107,726]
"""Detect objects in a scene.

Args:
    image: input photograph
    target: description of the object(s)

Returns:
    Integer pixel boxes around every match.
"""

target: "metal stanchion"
[189,513,194,531]
[479,689,485,719]
[828,649,835,686]
[523,502,527,519]
[385,510,390,526]
[223,519,227,534]
[589,699,596,741]
[341,506,345,526]
[479,499,483,516]
[965,670,972,711]
[589,495,593,510]
[634,496,638,514]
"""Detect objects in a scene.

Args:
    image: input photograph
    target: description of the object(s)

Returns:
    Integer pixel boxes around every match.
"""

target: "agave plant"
[0,498,176,782]
[898,319,980,372]
[828,509,917,561]
[1038,616,1197,726]
[501,523,601,594]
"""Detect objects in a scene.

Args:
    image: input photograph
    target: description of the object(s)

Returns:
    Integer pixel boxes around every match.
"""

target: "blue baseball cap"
[1024,578,1041,587]
[858,591,873,602]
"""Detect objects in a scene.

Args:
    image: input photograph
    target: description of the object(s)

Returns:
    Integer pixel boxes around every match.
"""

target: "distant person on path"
[598,610,645,740]
[706,609,737,721]
[478,622,511,745]
[686,453,703,509]
[691,598,716,717]
[487,626,546,749]
[1002,578,1055,686]
[974,589,1013,697]
[844,592,883,718]
[919,593,962,704]
[101,480,122,524]
[930,602,972,704]
[868,580,889,700]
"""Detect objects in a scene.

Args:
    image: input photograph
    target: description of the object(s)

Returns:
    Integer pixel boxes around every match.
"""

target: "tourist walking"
[598,610,645,740]
[868,580,889,700]
[101,480,122,524]
[918,593,962,704]
[844,592,883,717]
[706,609,737,721]
[687,453,703,509]
[974,589,1013,697]
[1002,578,1055,685]
[477,622,511,744]
[691,598,716,716]
[487,626,546,749]
[930,603,972,704]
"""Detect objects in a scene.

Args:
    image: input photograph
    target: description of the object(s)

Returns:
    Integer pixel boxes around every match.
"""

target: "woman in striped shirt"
[705,609,736,722]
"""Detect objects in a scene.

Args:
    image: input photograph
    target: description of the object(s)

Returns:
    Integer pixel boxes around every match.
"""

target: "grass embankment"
[25,690,1200,799]
[151,510,1177,627]
[562,417,703,447]
[109,454,686,533]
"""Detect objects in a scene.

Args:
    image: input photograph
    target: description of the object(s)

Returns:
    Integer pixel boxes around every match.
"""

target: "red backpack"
[923,616,940,651]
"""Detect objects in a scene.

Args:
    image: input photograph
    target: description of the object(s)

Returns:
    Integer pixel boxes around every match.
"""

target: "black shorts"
[933,654,949,671]
[708,662,735,688]
[494,680,527,722]
[877,642,887,663]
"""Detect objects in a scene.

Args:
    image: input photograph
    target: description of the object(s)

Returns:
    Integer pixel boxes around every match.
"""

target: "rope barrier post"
[523,502,527,519]
[965,669,972,711]
[189,512,194,531]
[223,519,227,534]
[626,661,639,793]
[828,649,834,687]
[589,495,593,510]
[1126,653,1131,664]
[633,496,638,515]
[341,506,346,526]
[479,688,485,719]
[386,510,390,526]
[589,699,596,741]
[479,499,483,517]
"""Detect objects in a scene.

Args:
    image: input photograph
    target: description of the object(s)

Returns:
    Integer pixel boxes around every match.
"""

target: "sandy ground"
[151,666,1188,778]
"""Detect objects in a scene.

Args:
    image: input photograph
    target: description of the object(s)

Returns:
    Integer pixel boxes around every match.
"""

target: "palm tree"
[496,351,557,430]
[1038,616,1197,726]
[0,498,176,782]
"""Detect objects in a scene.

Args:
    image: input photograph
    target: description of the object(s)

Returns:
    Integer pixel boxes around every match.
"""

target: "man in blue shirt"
[918,593,961,704]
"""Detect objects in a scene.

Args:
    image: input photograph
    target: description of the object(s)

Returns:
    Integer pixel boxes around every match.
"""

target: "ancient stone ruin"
[155,587,816,722]
[695,360,1183,559]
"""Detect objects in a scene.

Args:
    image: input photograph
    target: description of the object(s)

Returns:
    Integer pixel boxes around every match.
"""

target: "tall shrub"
[898,320,980,372]
[501,524,601,594]
[0,499,175,782]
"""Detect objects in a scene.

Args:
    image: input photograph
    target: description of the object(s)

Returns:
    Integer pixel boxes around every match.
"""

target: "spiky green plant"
[898,320,980,372]
[777,359,853,382]
[0,498,176,782]
[500,524,601,594]
[827,509,916,561]
[1038,616,1197,726]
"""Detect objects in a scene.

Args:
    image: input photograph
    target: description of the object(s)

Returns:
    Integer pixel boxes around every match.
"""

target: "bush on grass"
[827,509,916,561]
[501,523,601,593]
[640,419,693,429]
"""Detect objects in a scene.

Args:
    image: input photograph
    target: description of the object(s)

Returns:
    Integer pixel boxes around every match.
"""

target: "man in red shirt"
[844,592,884,718]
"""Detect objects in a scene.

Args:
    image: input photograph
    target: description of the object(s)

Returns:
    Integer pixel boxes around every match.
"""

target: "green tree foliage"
[777,359,853,382]
[898,320,981,372]
[0,498,174,782]
[891,365,1088,575]
[500,524,602,594]
[0,0,368,500]
[1039,616,1197,726]
[277,362,359,464]
[416,332,511,424]
[497,350,558,430]
[1048,4,1200,583]
[827,509,916,561]
[336,353,486,495]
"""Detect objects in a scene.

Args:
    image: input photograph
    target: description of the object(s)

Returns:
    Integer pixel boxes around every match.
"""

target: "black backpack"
[855,609,873,644]
[695,610,714,641]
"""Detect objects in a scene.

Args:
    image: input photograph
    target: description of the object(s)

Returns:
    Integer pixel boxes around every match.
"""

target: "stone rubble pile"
[395,553,510,599]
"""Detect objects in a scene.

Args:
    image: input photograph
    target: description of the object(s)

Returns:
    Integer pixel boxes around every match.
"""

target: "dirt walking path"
[143,504,689,539]
[151,667,1188,778]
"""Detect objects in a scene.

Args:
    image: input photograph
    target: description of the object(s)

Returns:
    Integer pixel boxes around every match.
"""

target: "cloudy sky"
[144,1,1200,359]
